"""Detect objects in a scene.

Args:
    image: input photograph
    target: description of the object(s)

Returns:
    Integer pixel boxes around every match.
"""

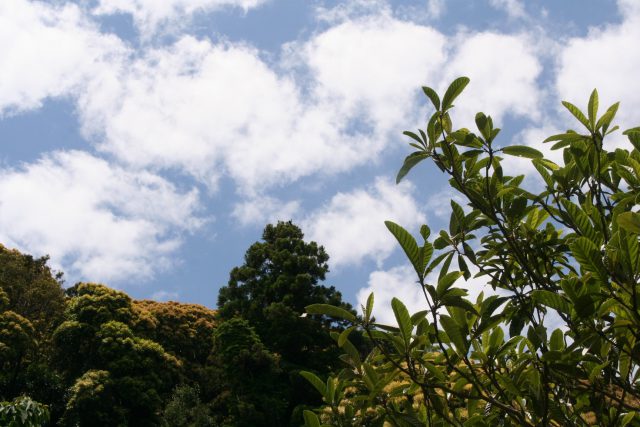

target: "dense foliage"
[218,221,356,425]
[0,222,352,426]
[303,79,640,426]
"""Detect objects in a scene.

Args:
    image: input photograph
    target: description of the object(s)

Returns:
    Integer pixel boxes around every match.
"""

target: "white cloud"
[357,265,426,325]
[426,0,446,19]
[300,13,447,132]
[357,263,493,326]
[315,0,392,24]
[232,196,300,226]
[79,14,451,195]
[0,0,126,115]
[555,0,640,131]
[94,0,267,37]
[301,177,426,268]
[488,0,526,19]
[442,31,542,127]
[0,151,202,283]
[79,36,372,193]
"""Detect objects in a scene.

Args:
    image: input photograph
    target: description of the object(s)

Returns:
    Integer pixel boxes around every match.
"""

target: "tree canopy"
[304,78,640,426]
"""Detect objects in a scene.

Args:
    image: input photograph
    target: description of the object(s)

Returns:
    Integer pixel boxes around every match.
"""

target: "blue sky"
[0,0,638,321]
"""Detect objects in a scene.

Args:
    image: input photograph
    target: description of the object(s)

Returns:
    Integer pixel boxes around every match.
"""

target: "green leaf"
[588,88,598,129]
[303,410,321,427]
[531,290,570,314]
[550,328,564,351]
[300,371,326,397]
[364,292,374,323]
[442,77,470,111]
[621,411,637,427]
[562,100,591,130]
[403,131,425,146]
[596,102,619,131]
[392,297,412,346]
[422,86,441,110]
[441,295,478,315]
[440,315,467,353]
[385,221,422,278]
[618,212,640,234]
[570,237,608,283]
[397,152,430,184]
[437,271,463,296]
[338,326,354,347]
[502,145,543,159]
[561,199,598,243]
[305,304,356,322]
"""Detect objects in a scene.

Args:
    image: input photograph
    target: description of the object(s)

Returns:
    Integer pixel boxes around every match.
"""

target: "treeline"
[0,221,355,426]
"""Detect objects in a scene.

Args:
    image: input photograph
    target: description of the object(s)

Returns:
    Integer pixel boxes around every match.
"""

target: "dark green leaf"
[300,372,326,397]
[303,410,322,427]
[397,152,430,184]
[531,290,571,314]
[618,212,640,234]
[305,304,356,322]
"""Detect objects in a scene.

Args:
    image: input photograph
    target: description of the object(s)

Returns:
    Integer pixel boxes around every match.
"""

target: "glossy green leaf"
[364,292,374,323]
[392,297,412,346]
[300,371,326,397]
[562,100,591,130]
[502,145,543,159]
[588,88,598,129]
[385,221,422,278]
[440,315,467,353]
[303,410,321,427]
[618,211,640,233]
[531,290,570,314]
[422,86,441,110]
[305,304,356,322]
[442,77,470,111]
[397,152,430,184]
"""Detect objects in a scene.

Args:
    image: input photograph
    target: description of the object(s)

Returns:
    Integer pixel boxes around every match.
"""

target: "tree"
[218,221,353,369]
[53,283,180,426]
[304,78,640,426]
[162,384,214,427]
[133,300,217,384]
[0,244,64,338]
[217,221,357,424]
[207,318,286,427]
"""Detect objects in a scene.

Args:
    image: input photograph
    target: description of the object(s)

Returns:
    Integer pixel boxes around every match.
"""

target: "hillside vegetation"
[0,221,353,426]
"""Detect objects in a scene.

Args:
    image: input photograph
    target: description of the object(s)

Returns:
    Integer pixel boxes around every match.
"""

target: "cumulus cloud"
[357,263,493,326]
[299,13,447,132]
[79,36,371,193]
[0,150,202,283]
[232,196,300,226]
[301,177,426,268]
[94,0,267,37]
[442,31,542,126]
[356,265,426,325]
[0,0,126,115]
[488,0,526,19]
[78,14,452,194]
[555,0,640,130]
